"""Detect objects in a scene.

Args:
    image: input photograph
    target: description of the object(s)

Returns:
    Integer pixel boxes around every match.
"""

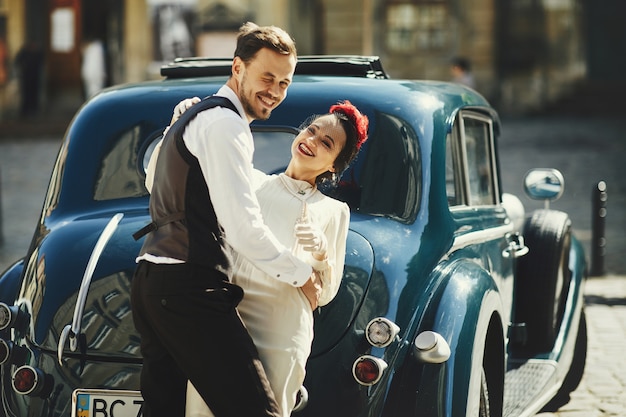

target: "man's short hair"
[234,22,297,64]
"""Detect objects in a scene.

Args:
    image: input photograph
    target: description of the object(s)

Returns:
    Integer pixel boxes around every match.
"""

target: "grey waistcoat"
[137,96,240,273]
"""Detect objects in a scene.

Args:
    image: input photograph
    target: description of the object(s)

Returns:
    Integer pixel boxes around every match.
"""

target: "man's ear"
[231,57,243,78]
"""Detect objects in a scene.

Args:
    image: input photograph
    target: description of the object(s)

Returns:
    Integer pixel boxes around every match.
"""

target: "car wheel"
[514,209,572,354]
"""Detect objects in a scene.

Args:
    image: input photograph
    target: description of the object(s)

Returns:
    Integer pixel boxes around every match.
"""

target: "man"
[131,22,321,417]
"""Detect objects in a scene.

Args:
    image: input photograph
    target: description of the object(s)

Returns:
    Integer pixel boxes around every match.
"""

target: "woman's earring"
[331,172,337,182]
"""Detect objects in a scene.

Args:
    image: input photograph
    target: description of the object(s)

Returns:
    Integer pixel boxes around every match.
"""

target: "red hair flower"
[330,100,369,149]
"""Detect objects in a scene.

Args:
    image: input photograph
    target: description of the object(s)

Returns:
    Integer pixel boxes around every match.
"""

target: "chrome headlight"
[0,302,28,332]
[365,317,400,348]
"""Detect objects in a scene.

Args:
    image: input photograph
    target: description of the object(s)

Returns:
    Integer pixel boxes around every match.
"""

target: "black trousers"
[130,261,280,417]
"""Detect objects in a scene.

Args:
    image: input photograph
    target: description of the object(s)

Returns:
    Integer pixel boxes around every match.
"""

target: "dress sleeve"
[311,201,350,306]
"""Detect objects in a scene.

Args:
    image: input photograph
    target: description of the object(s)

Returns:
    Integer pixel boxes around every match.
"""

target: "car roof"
[161,55,390,79]
[57,56,499,217]
[102,69,496,134]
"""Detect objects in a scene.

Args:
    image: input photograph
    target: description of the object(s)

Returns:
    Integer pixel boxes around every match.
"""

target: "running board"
[503,359,558,417]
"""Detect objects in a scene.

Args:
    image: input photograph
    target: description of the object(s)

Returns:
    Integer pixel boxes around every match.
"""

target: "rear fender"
[414,260,504,417]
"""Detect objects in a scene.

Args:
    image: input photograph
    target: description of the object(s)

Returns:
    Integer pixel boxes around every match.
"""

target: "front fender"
[414,260,504,417]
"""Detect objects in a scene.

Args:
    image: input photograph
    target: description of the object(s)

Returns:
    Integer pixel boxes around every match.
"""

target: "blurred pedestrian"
[156,5,193,61]
[81,37,107,99]
[15,41,44,117]
[450,56,475,89]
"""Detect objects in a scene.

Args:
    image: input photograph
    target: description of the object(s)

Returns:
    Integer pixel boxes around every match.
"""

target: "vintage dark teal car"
[0,56,587,417]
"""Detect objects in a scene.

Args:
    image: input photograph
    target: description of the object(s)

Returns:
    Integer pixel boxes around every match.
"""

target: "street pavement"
[0,137,60,266]
[535,276,626,417]
[0,113,625,416]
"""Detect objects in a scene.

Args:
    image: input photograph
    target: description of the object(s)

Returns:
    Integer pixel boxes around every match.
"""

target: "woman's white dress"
[186,172,349,417]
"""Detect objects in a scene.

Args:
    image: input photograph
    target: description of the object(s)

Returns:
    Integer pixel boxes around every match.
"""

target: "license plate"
[72,389,143,417]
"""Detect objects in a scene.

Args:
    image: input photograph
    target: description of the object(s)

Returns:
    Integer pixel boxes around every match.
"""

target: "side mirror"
[523,168,564,208]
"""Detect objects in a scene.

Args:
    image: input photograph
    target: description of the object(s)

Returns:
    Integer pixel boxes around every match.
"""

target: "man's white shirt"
[139,85,311,287]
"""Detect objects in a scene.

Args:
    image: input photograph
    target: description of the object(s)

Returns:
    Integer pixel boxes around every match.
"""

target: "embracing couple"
[130,22,368,417]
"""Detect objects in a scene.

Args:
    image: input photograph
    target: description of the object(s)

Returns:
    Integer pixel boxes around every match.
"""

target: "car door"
[445,110,515,327]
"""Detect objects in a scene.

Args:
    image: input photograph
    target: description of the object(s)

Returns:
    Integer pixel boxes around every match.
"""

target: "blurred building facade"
[0,0,624,119]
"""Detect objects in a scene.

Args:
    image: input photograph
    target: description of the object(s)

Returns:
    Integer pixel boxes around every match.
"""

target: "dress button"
[293,281,297,285]
[161,299,167,306]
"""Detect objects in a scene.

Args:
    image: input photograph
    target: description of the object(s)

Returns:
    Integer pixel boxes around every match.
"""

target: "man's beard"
[239,74,272,121]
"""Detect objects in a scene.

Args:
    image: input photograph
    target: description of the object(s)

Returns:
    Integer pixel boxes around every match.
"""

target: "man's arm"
[145,97,200,192]
[185,110,312,287]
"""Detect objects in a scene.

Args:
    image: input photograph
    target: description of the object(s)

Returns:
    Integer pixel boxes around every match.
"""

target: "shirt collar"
[216,85,247,122]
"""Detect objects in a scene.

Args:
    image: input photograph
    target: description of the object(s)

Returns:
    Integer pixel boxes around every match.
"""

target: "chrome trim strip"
[63,213,124,356]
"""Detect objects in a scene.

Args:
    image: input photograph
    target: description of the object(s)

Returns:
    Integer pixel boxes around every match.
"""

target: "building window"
[386,1,449,53]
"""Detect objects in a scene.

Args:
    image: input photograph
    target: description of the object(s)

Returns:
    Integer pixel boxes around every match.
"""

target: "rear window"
[352,112,421,222]
[94,123,157,201]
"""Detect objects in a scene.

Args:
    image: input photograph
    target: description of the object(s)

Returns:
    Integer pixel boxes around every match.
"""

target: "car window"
[95,124,154,201]
[348,112,421,222]
[446,131,462,206]
[446,111,497,206]
[463,115,496,205]
[251,127,297,174]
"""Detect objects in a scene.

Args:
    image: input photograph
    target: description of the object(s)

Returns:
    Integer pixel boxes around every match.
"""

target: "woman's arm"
[309,202,350,306]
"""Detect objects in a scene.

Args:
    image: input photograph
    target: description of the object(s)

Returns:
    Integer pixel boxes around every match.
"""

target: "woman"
[149,99,368,417]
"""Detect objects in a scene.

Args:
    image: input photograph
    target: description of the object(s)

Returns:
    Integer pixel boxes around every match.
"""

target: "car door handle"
[502,232,529,258]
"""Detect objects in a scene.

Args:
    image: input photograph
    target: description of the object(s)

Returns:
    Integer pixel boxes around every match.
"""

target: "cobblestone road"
[536,276,626,417]
[0,113,625,416]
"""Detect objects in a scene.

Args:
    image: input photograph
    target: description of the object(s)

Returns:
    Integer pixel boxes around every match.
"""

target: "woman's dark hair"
[234,22,297,64]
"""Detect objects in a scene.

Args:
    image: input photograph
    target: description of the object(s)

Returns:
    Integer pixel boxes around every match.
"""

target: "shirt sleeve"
[184,109,312,287]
